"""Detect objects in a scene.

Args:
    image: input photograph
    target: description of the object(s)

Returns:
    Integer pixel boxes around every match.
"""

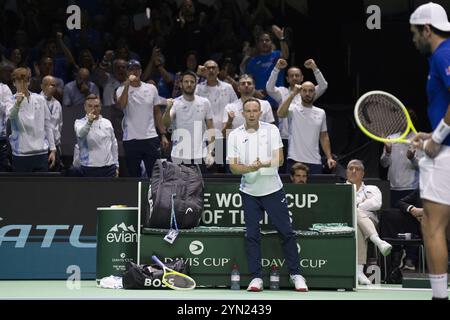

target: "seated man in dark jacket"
[395,189,423,271]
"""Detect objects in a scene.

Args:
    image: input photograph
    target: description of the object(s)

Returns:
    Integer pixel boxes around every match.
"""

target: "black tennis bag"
[145,159,204,229]
[123,260,189,289]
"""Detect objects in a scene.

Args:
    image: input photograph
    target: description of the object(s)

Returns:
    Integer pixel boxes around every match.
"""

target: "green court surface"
[0,281,442,300]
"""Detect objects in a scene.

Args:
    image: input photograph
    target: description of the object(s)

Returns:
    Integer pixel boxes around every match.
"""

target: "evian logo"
[106,222,137,243]
[189,240,204,255]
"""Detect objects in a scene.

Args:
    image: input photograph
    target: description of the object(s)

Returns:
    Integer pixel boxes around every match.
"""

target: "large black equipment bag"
[122,260,189,289]
[145,159,204,229]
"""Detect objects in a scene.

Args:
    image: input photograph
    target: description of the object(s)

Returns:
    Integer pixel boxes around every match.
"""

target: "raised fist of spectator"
[242,41,253,57]
[15,92,25,106]
[166,98,174,109]
[276,59,288,70]
[304,59,318,71]
[271,25,284,40]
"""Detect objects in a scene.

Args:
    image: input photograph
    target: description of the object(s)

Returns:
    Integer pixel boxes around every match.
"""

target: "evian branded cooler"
[96,207,138,284]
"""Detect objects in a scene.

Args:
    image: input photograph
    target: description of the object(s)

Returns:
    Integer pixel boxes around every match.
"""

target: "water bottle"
[398,233,412,240]
[269,264,280,290]
[230,264,240,290]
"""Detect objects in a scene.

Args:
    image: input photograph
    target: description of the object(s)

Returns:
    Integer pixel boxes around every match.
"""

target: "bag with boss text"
[122,259,189,289]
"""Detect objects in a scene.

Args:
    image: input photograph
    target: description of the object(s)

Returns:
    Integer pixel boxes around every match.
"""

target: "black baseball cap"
[127,59,142,70]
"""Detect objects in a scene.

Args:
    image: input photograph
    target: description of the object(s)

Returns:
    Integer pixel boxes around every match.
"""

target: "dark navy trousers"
[240,189,300,279]
[123,137,160,177]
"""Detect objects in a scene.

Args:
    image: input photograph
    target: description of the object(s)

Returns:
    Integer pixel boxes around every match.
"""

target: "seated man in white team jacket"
[74,94,119,177]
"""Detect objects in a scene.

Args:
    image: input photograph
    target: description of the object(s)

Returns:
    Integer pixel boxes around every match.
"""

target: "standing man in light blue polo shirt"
[227,98,307,293]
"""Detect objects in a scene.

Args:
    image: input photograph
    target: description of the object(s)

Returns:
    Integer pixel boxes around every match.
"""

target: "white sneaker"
[377,240,392,256]
[358,272,371,285]
[290,274,308,292]
[247,278,263,292]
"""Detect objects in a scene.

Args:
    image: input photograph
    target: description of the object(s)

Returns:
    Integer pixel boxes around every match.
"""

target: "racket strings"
[165,273,196,289]
[358,94,408,137]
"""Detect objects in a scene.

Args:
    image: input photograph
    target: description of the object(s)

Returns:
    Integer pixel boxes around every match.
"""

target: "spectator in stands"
[195,59,237,171]
[163,71,215,172]
[116,59,168,177]
[114,39,141,62]
[209,18,241,61]
[74,94,118,177]
[96,57,127,141]
[277,82,336,174]
[267,58,328,173]
[346,159,392,285]
[0,78,13,171]
[218,56,239,94]
[227,98,308,292]
[6,48,27,68]
[142,47,174,99]
[63,68,100,109]
[42,36,70,83]
[61,68,100,169]
[30,56,64,102]
[172,50,199,98]
[244,25,288,104]
[380,114,422,207]
[170,0,208,70]
[222,74,274,137]
[0,61,15,92]
[6,67,56,172]
[41,76,63,172]
[78,49,97,73]
[290,163,309,184]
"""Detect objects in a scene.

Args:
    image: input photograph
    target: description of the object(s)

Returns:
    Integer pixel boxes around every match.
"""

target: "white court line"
[357,285,438,292]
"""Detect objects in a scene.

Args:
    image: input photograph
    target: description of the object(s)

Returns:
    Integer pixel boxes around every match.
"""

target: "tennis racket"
[152,255,196,290]
[354,91,417,144]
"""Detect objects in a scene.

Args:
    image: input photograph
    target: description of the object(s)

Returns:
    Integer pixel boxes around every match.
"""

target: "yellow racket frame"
[152,255,196,291]
[354,90,417,144]
[161,269,196,291]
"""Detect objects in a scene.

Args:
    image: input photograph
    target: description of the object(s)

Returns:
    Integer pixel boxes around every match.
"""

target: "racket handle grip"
[152,255,164,267]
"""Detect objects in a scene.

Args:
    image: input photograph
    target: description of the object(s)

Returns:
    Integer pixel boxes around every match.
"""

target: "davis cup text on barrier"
[96,207,138,283]
[140,229,356,289]
[198,183,354,229]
